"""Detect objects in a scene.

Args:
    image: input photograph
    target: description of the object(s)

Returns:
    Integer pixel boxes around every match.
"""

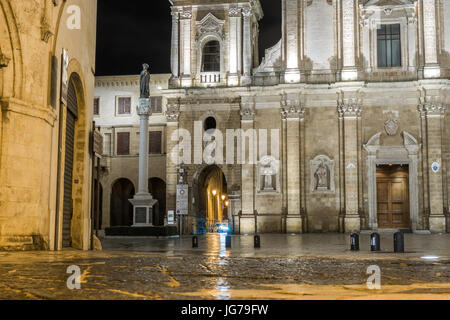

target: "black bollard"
[225,235,232,248]
[350,233,359,251]
[192,236,198,248]
[394,232,404,253]
[254,235,261,248]
[370,233,381,252]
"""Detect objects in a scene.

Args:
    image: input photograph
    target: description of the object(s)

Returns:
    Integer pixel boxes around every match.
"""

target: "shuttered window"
[150,96,163,113]
[117,97,131,114]
[117,132,130,155]
[149,131,162,155]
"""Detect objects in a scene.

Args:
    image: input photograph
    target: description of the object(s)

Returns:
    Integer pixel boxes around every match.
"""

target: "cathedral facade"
[162,0,450,234]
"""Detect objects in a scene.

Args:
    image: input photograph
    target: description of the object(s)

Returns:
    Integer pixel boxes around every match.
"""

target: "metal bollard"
[225,235,232,248]
[370,233,381,252]
[350,233,359,251]
[394,232,404,253]
[192,236,198,248]
[254,235,261,248]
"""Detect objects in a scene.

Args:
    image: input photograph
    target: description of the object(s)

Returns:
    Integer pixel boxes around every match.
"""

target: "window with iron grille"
[117,97,131,115]
[377,24,401,68]
[117,132,130,155]
[150,96,163,114]
[202,41,220,72]
[149,131,162,155]
[93,98,100,116]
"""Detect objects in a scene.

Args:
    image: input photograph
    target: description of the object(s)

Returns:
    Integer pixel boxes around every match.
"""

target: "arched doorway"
[149,178,166,226]
[110,178,135,226]
[62,75,79,247]
[194,165,228,233]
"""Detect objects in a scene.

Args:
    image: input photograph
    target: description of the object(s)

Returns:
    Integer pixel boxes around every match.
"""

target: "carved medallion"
[384,118,398,136]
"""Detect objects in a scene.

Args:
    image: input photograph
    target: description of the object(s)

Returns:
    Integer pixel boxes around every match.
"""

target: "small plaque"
[431,162,440,173]
[135,207,147,224]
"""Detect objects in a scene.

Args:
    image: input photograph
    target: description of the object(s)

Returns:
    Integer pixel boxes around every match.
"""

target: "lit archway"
[194,165,228,233]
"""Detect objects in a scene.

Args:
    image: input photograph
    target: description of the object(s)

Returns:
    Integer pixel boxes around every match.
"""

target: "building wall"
[0,0,97,250]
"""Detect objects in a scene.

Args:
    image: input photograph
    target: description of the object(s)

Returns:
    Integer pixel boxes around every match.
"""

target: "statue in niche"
[263,166,274,190]
[314,161,330,190]
[258,155,279,192]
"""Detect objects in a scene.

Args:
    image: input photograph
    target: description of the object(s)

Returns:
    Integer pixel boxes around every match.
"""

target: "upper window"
[377,24,401,68]
[150,96,163,114]
[93,98,100,116]
[149,131,162,155]
[117,97,131,115]
[202,41,220,72]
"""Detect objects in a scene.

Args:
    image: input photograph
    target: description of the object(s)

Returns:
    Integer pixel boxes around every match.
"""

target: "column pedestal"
[286,216,304,233]
[429,216,446,233]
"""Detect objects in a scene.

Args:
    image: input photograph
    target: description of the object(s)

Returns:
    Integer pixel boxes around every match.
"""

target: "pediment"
[196,13,225,41]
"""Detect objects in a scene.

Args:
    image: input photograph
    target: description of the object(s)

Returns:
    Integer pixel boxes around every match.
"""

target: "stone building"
[93,74,171,231]
[0,0,98,250]
[163,0,450,234]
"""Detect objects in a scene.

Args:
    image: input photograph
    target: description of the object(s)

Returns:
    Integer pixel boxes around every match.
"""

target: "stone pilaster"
[180,7,192,87]
[228,6,242,86]
[281,93,305,233]
[283,0,301,83]
[165,101,181,214]
[338,97,362,232]
[341,0,358,81]
[239,101,256,234]
[422,0,440,78]
[242,6,253,85]
[171,9,180,79]
[418,97,447,232]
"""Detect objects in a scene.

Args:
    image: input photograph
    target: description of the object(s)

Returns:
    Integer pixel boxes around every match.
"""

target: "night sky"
[95,0,281,76]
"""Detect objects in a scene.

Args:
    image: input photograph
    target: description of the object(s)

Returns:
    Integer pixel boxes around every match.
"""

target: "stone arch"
[110,178,135,227]
[0,0,23,98]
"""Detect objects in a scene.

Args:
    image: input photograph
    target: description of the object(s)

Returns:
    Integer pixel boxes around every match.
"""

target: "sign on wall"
[176,184,189,215]
[167,210,175,225]
[61,48,69,105]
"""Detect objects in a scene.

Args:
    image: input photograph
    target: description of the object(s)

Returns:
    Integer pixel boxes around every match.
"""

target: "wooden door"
[376,165,410,228]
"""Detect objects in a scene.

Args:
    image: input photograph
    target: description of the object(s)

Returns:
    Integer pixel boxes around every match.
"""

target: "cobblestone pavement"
[0,234,449,300]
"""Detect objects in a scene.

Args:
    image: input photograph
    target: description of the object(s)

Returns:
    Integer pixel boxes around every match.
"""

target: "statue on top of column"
[140,63,150,99]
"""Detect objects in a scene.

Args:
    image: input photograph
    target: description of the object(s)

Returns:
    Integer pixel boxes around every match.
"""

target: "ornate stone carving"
[418,96,447,116]
[242,6,252,17]
[254,39,282,74]
[310,155,335,193]
[196,13,225,41]
[280,93,304,119]
[180,8,192,20]
[338,98,362,118]
[257,155,280,193]
[228,6,241,17]
[137,98,151,116]
[0,49,10,68]
[41,17,53,43]
[165,102,180,122]
[240,107,255,121]
[384,118,399,136]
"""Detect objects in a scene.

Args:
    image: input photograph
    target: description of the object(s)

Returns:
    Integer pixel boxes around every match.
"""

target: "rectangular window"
[377,24,401,68]
[93,98,100,116]
[117,97,131,115]
[150,96,163,114]
[117,132,130,155]
[149,131,162,155]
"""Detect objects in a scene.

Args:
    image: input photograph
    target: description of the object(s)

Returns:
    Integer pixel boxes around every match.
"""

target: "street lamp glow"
[421,256,440,260]
[212,189,217,196]
[221,195,226,201]
[225,200,229,207]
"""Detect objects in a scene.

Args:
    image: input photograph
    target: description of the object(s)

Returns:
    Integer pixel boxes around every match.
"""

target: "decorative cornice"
[338,98,363,118]
[280,93,304,119]
[418,96,446,117]
[229,6,241,18]
[196,13,225,41]
[1,97,57,126]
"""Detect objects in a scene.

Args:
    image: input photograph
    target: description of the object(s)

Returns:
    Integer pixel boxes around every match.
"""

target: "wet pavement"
[0,234,449,300]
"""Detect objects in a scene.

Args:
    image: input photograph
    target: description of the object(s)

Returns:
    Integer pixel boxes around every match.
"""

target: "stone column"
[165,101,180,215]
[180,8,192,87]
[422,0,440,78]
[228,6,242,86]
[242,6,253,85]
[407,15,418,72]
[129,99,157,226]
[239,103,256,234]
[341,0,358,81]
[281,94,305,233]
[419,97,447,232]
[171,9,180,79]
[284,0,301,83]
[339,98,362,231]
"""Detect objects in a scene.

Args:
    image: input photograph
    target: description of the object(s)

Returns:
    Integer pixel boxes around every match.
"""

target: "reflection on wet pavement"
[0,234,448,300]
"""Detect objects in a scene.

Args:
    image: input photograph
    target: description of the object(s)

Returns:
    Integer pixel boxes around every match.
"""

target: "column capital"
[281,93,305,119]
[240,107,255,121]
[180,7,192,20]
[229,6,241,18]
[338,98,362,118]
[242,6,252,18]
[165,101,180,122]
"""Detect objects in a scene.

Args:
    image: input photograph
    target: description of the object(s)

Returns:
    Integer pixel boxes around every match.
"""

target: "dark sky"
[95,0,281,76]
